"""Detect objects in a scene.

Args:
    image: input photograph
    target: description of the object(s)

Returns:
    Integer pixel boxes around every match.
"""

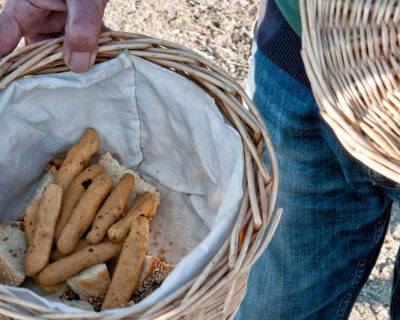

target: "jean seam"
[336,256,368,320]
[336,219,383,320]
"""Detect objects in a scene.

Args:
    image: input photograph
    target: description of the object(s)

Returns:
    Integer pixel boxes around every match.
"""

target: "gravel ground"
[0,0,399,319]
[103,0,257,85]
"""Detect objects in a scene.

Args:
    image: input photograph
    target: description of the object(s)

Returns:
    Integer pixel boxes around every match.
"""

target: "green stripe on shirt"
[274,0,301,35]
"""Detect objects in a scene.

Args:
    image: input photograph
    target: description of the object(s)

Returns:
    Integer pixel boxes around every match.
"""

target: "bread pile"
[0,129,173,311]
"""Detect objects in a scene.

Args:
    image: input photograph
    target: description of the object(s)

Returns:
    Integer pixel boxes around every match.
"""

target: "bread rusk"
[102,216,149,310]
[22,200,40,246]
[55,128,101,191]
[25,184,63,276]
[54,164,104,241]
[108,192,156,243]
[57,173,112,254]
[38,241,122,286]
[86,173,135,244]
[50,239,89,262]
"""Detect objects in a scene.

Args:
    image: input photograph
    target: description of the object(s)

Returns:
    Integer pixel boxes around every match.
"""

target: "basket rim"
[300,0,400,183]
[0,31,280,320]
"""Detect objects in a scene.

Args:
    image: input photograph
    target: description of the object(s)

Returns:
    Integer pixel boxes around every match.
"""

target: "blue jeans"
[236,46,400,319]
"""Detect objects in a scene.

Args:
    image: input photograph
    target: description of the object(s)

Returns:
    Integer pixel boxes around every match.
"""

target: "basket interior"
[0,52,245,315]
[0,31,280,319]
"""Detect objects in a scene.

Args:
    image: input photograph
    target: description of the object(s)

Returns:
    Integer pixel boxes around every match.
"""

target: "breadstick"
[31,275,67,293]
[54,164,104,241]
[57,173,112,254]
[38,242,122,286]
[40,282,68,293]
[108,192,156,243]
[25,184,63,276]
[45,158,64,171]
[102,216,149,310]
[23,200,40,246]
[50,239,90,262]
[86,173,135,244]
[55,128,101,191]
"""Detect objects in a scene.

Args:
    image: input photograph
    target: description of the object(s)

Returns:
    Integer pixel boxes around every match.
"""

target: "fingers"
[27,11,67,35]
[64,0,108,72]
[0,0,51,55]
[27,0,67,11]
[0,0,108,72]
[24,34,53,45]
[0,10,21,55]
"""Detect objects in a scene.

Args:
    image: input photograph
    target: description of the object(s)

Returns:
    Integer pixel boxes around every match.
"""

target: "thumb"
[64,0,108,72]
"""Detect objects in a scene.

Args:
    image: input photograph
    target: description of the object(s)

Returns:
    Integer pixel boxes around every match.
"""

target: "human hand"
[0,0,109,72]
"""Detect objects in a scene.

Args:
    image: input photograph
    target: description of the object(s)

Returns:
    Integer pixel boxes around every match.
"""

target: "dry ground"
[0,0,399,319]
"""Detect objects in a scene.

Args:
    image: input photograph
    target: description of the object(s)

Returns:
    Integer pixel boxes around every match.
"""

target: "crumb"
[157,248,166,262]
[133,262,172,302]
[60,289,78,301]
[87,296,105,311]
[11,218,25,231]
[120,300,134,308]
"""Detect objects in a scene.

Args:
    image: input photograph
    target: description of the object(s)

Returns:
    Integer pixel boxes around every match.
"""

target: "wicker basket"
[0,31,280,319]
[301,0,400,183]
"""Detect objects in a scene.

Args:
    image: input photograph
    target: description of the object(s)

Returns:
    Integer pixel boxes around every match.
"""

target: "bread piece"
[67,263,110,302]
[134,256,173,301]
[99,152,160,211]
[0,225,27,286]
[33,167,57,201]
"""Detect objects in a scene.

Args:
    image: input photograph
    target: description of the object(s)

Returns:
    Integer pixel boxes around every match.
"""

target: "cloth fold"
[0,52,244,315]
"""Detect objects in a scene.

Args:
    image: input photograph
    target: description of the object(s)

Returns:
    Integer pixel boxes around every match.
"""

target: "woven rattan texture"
[0,31,280,320]
[301,0,400,182]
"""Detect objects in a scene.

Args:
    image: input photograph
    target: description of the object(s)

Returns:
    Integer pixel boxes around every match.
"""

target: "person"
[0,1,398,319]
[237,1,400,319]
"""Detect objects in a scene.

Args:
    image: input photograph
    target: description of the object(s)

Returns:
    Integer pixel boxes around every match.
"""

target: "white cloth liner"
[0,52,244,315]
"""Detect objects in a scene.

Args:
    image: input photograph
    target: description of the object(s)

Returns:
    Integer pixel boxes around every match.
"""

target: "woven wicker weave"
[301,0,400,183]
[0,31,280,320]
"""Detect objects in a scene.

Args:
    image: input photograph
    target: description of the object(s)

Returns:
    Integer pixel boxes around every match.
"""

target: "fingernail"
[68,51,91,72]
